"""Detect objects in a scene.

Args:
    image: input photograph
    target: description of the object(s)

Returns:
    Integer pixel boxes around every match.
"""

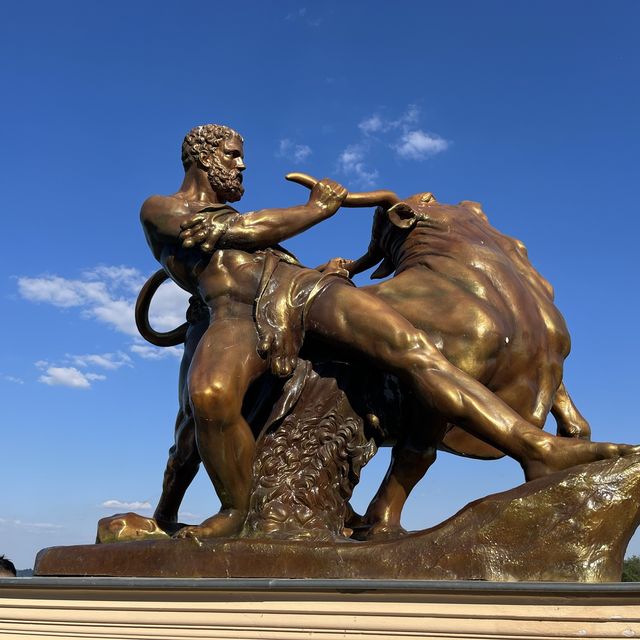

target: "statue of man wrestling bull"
[138,123,639,541]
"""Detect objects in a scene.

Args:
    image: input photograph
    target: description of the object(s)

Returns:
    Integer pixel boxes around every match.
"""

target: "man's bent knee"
[189,380,240,425]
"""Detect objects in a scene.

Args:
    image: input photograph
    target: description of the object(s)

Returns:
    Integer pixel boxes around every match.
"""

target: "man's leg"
[175,318,268,539]
[306,283,639,479]
[154,319,207,527]
[153,407,200,528]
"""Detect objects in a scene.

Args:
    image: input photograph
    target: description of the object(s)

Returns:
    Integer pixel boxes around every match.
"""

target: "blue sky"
[1,1,639,569]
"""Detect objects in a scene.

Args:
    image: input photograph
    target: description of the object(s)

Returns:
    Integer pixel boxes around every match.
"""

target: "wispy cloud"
[130,342,183,360]
[17,266,189,337]
[338,105,449,187]
[101,499,152,510]
[147,280,191,331]
[2,375,24,385]
[358,114,385,135]
[285,7,322,26]
[34,352,132,388]
[37,365,105,389]
[18,272,140,336]
[17,266,190,384]
[395,130,449,160]
[357,104,421,137]
[70,352,132,370]
[277,138,313,163]
[285,7,307,20]
[337,145,379,188]
[0,518,64,532]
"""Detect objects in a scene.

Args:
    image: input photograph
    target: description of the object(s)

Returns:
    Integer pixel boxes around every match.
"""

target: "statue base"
[3,577,640,639]
[35,455,640,581]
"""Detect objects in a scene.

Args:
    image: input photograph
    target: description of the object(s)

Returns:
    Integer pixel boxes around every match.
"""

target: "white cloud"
[70,352,132,370]
[130,342,183,360]
[17,265,190,340]
[358,105,421,137]
[284,7,321,25]
[0,518,64,532]
[85,266,146,293]
[17,275,102,308]
[18,266,191,384]
[277,138,313,163]
[391,104,420,129]
[147,281,191,331]
[2,375,24,384]
[39,366,96,389]
[337,145,379,187]
[131,343,183,360]
[34,354,128,388]
[395,130,449,160]
[285,7,307,20]
[343,105,449,179]
[18,272,138,336]
[85,373,107,381]
[101,499,152,510]
[358,114,384,135]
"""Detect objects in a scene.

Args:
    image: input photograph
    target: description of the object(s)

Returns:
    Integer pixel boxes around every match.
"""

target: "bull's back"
[365,202,571,457]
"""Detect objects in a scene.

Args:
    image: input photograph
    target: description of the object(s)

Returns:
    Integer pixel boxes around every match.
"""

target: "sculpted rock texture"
[244,361,377,539]
[38,455,640,581]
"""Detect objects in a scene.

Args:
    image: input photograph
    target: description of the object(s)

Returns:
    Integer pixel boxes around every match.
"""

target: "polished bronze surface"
[135,124,639,547]
[37,455,640,581]
[37,122,640,580]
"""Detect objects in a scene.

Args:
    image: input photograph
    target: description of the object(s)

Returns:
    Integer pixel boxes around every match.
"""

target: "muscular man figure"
[141,123,638,540]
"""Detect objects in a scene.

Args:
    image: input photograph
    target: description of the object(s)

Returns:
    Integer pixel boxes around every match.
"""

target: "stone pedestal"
[1,577,639,639]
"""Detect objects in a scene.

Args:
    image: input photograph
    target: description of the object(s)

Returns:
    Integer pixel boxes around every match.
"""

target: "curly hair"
[181,124,242,170]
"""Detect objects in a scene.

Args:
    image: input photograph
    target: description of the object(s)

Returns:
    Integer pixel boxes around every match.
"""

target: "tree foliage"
[622,556,640,582]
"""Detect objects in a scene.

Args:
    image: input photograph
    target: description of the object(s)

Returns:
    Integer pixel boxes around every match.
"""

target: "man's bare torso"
[144,194,266,317]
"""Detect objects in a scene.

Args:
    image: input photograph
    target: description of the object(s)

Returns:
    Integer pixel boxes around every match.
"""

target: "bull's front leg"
[355,407,447,541]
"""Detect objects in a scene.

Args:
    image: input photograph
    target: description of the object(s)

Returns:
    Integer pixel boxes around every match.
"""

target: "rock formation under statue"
[36,454,640,581]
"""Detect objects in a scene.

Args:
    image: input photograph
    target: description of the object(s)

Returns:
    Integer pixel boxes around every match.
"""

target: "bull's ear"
[387,202,417,229]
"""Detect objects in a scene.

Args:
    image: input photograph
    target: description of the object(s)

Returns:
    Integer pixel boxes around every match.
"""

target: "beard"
[208,156,244,203]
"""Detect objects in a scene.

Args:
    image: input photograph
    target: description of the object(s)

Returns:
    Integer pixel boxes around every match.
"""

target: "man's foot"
[522,433,640,481]
[173,509,246,541]
[353,523,409,541]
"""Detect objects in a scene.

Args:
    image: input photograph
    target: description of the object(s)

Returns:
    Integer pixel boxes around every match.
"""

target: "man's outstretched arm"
[180,179,346,252]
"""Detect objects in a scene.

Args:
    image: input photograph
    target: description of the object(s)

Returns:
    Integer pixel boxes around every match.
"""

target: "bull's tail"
[135,269,188,347]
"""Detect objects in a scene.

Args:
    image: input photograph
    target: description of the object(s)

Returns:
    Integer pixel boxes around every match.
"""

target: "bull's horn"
[286,172,400,209]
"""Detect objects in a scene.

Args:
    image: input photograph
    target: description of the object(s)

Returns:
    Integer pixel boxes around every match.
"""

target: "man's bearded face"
[208,158,244,203]
[207,136,245,203]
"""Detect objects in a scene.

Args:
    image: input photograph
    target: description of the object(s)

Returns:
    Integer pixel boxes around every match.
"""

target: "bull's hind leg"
[355,407,447,540]
[552,382,591,440]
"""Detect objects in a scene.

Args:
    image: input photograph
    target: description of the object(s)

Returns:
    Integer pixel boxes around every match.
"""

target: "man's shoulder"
[141,193,189,217]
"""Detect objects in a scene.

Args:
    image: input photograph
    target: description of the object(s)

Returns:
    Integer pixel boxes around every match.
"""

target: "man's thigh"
[306,282,434,365]
[188,318,267,403]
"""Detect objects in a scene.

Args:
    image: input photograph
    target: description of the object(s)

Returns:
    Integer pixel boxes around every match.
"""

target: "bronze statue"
[283,174,592,537]
[139,123,639,542]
